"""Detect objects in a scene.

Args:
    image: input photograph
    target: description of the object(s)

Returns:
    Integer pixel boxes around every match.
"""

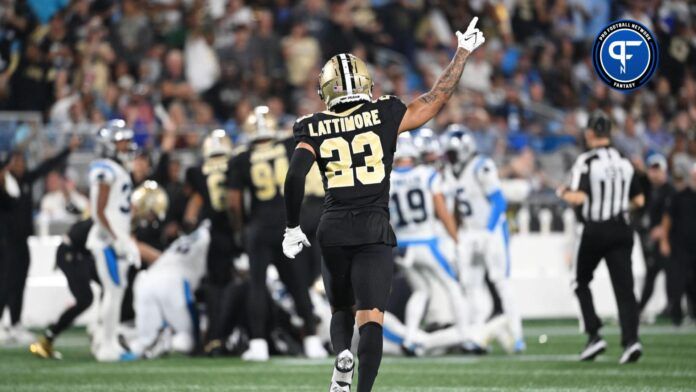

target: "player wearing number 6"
[442,125,524,353]
[283,17,485,392]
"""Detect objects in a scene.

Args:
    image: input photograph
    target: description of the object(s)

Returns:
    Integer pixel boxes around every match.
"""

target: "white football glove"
[111,236,140,266]
[283,226,311,259]
[456,17,485,53]
[111,236,130,258]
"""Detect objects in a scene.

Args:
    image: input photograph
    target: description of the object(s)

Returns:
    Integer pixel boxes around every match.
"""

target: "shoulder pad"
[295,113,314,125]
[232,145,248,155]
[377,95,402,102]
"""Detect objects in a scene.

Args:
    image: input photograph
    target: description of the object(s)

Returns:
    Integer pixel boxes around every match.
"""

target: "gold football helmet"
[132,180,169,221]
[202,129,233,159]
[243,106,278,142]
[318,53,373,109]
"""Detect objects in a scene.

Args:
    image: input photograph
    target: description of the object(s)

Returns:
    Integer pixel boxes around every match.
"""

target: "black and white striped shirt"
[569,146,641,223]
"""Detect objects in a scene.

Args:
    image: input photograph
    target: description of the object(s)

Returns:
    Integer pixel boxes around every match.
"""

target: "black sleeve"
[293,116,319,154]
[628,172,643,199]
[226,154,246,191]
[150,151,170,185]
[185,167,203,194]
[284,147,315,228]
[379,95,407,146]
[25,148,71,183]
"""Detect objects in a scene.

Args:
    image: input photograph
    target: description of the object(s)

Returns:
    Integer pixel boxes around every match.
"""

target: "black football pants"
[245,224,316,339]
[573,220,639,347]
[321,243,394,312]
[48,244,98,338]
[3,234,30,325]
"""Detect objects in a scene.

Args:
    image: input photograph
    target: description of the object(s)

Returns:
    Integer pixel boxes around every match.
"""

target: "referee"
[557,111,645,364]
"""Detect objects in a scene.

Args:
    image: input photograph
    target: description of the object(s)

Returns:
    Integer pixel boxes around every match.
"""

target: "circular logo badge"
[592,20,659,91]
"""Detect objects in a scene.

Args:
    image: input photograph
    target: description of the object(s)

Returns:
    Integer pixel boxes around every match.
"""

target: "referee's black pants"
[573,219,639,347]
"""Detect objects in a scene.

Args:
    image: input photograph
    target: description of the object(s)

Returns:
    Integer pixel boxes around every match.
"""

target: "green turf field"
[1,321,695,391]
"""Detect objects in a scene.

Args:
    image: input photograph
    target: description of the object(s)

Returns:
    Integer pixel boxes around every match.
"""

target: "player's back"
[185,156,231,232]
[293,96,407,247]
[152,224,211,289]
[88,158,132,238]
[453,154,502,230]
[389,165,441,241]
[227,137,294,228]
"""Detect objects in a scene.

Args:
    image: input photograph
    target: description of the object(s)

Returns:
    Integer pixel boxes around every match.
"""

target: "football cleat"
[0,326,11,345]
[94,343,125,362]
[619,342,642,364]
[242,338,269,362]
[513,338,527,353]
[304,335,328,359]
[329,349,354,391]
[329,382,351,392]
[119,351,139,361]
[580,335,607,361]
[29,336,62,359]
[9,324,36,345]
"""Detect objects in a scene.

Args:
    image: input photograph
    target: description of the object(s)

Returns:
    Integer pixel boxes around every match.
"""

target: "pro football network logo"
[592,20,659,91]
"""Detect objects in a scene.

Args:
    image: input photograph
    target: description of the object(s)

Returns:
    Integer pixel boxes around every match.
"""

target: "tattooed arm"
[398,48,472,133]
[398,17,485,133]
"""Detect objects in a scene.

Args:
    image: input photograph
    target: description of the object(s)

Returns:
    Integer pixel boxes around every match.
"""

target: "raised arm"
[398,17,485,133]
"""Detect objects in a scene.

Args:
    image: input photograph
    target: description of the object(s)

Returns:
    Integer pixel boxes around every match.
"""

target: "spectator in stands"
[38,168,88,227]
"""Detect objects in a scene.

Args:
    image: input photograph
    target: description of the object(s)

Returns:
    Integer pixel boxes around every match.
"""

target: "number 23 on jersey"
[320,131,385,189]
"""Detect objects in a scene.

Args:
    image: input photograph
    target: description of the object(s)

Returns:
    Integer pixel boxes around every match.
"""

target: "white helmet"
[96,119,137,165]
[412,128,442,158]
[394,134,419,161]
[442,124,477,163]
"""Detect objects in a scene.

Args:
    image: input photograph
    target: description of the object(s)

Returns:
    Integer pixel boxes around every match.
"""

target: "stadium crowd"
[0,0,695,362]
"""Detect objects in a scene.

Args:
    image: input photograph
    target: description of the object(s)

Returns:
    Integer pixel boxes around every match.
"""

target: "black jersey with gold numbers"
[227,137,295,228]
[185,156,232,232]
[293,96,407,246]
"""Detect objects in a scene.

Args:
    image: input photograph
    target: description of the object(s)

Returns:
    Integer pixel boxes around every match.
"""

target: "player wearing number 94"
[226,106,327,362]
[283,17,485,392]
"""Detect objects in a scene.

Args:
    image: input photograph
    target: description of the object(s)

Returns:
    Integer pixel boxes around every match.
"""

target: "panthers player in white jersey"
[86,120,141,362]
[443,126,524,352]
[389,135,469,353]
[129,213,211,359]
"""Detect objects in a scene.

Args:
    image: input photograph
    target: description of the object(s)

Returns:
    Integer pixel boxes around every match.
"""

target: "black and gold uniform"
[39,219,99,348]
[300,164,325,286]
[292,95,407,312]
[227,137,317,340]
[186,154,238,348]
[185,157,237,283]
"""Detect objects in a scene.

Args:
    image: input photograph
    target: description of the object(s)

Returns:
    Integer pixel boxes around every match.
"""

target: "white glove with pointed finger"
[283,226,311,259]
[456,16,485,53]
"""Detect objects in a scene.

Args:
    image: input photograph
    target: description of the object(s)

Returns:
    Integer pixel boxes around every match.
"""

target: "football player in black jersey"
[184,130,239,354]
[227,106,327,361]
[29,218,97,359]
[283,18,485,392]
